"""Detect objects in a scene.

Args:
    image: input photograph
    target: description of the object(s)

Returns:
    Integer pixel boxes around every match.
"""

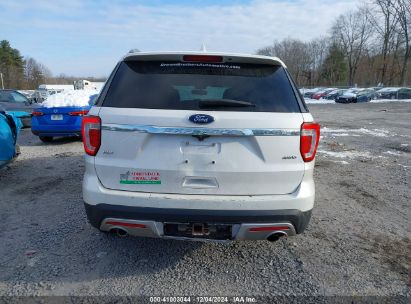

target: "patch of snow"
[322,127,392,137]
[305,98,411,104]
[318,150,372,159]
[357,128,391,137]
[304,98,336,104]
[41,89,99,108]
[383,151,402,156]
[300,88,322,94]
[400,144,409,147]
[377,87,402,92]
[322,127,346,132]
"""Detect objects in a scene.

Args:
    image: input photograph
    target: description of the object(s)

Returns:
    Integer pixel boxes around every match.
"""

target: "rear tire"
[39,136,53,143]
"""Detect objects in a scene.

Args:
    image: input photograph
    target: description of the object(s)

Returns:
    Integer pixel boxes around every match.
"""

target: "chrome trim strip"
[101,124,300,136]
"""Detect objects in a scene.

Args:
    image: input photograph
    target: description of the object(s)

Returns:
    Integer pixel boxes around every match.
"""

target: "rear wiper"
[198,99,255,108]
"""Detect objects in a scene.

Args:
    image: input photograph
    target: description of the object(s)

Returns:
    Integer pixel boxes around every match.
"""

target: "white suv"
[82,51,320,242]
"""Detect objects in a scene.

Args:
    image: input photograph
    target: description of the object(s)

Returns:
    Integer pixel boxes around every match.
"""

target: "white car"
[82,51,320,242]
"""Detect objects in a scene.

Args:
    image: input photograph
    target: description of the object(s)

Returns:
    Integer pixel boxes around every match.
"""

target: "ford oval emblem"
[189,114,214,124]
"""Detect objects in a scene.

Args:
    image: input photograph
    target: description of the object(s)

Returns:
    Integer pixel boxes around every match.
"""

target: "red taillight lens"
[82,116,101,156]
[183,55,223,63]
[300,122,320,162]
[32,111,43,116]
[69,110,89,116]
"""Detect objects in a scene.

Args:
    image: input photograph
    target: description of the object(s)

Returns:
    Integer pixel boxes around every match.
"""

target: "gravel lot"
[0,102,409,300]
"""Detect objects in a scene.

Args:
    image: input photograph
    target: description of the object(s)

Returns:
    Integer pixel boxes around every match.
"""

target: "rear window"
[102,61,301,112]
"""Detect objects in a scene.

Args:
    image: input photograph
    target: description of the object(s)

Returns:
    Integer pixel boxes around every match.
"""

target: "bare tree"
[256,46,273,57]
[393,0,411,85]
[257,38,313,86]
[24,57,52,89]
[307,37,330,85]
[332,6,373,86]
[370,0,400,85]
[254,1,410,86]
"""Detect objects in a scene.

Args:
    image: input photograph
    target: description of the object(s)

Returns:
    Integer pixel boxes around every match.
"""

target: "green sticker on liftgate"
[120,170,161,184]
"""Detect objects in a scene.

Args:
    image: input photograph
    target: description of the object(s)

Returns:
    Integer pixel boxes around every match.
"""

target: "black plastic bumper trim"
[84,203,312,234]
[31,130,81,136]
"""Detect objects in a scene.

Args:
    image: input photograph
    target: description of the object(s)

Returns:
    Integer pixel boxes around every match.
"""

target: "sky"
[0,0,360,77]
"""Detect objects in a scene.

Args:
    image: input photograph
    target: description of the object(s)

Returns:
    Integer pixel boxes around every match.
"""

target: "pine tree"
[0,40,25,89]
[320,44,348,86]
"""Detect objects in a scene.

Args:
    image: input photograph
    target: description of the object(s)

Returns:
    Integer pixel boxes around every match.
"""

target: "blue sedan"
[31,106,91,142]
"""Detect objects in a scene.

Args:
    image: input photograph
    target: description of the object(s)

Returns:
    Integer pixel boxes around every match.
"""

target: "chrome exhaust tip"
[267,231,287,242]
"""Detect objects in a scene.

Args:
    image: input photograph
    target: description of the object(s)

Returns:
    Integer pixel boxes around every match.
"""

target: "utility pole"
[0,72,4,89]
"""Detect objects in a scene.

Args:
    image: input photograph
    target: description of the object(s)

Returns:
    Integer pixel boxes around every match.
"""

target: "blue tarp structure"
[0,110,23,168]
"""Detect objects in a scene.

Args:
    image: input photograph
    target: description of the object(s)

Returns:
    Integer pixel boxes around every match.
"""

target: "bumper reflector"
[106,221,146,229]
[249,226,290,232]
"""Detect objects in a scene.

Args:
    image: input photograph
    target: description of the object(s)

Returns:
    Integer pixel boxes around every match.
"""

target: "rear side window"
[102,61,301,112]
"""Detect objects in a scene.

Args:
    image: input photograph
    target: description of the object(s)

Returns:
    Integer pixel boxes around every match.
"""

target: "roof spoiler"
[123,52,286,67]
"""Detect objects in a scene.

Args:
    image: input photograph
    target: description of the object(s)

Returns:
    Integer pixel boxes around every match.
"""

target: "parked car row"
[376,87,411,99]
[0,89,99,171]
[0,89,98,141]
[300,86,411,103]
[335,88,378,103]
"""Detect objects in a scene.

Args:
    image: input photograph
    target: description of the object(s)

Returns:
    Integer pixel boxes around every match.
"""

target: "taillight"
[183,55,223,63]
[82,116,101,156]
[69,110,89,116]
[32,111,43,116]
[300,122,320,162]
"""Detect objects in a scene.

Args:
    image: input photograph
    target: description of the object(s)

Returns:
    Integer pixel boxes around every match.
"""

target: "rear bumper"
[83,170,315,240]
[31,116,82,137]
[83,149,315,240]
[31,129,81,137]
[85,202,312,235]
